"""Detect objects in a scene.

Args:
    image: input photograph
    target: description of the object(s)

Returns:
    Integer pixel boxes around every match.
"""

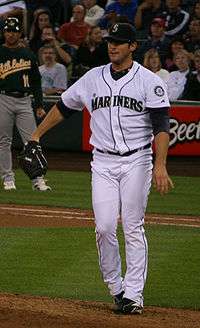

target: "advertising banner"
[169,104,200,155]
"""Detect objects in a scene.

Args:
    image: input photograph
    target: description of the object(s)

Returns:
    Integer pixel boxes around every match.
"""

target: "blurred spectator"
[135,17,171,65]
[181,0,195,13]
[97,0,107,8]
[164,36,186,71]
[37,25,72,67]
[25,0,63,30]
[57,5,90,52]
[134,0,164,38]
[183,18,200,54]
[82,0,105,26]
[99,0,138,30]
[143,48,170,83]
[181,49,200,101]
[71,0,82,5]
[29,9,54,53]
[166,49,191,101]
[39,45,68,95]
[158,0,190,38]
[72,26,109,79]
[190,0,200,20]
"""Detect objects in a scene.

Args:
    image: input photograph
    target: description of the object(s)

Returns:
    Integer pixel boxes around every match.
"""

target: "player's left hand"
[153,163,174,195]
[36,107,46,119]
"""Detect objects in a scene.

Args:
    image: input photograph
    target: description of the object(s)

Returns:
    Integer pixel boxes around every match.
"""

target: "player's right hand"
[152,164,174,195]
[18,141,48,180]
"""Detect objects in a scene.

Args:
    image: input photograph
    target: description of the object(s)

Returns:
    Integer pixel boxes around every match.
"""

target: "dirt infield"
[0,293,200,328]
[0,204,199,328]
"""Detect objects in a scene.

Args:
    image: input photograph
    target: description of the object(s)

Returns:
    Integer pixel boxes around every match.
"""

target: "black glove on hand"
[18,141,48,180]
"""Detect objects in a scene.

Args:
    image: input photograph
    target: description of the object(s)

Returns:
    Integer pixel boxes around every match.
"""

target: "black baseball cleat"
[122,298,143,315]
[113,291,124,312]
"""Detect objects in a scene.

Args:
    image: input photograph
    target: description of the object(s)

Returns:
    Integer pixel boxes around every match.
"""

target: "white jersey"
[84,5,105,27]
[61,61,170,154]
[39,63,68,91]
[166,69,189,101]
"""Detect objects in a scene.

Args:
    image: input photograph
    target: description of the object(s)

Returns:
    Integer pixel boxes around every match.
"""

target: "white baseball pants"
[91,149,153,306]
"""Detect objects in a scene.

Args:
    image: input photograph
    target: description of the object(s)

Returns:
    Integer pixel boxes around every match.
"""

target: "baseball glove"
[19,141,48,180]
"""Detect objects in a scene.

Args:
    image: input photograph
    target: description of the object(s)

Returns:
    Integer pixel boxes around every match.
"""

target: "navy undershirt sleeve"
[148,107,170,136]
[56,99,77,119]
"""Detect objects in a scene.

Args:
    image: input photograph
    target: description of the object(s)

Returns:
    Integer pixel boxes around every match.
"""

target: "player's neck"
[111,59,134,72]
[110,62,134,80]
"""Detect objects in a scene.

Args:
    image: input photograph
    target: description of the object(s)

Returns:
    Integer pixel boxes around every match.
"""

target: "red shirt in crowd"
[57,22,90,47]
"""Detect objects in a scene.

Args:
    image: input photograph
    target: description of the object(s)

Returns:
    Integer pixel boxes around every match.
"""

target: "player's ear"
[129,41,137,52]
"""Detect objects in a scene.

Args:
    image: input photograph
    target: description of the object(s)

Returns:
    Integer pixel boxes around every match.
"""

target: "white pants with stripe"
[91,149,153,306]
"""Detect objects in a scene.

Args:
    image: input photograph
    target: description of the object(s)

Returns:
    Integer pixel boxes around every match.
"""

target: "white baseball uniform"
[61,61,170,306]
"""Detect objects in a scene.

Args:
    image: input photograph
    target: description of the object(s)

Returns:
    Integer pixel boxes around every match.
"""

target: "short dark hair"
[40,44,56,54]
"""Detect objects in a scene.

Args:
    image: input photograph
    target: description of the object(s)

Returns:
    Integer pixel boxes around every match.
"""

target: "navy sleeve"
[148,107,170,136]
[56,99,77,119]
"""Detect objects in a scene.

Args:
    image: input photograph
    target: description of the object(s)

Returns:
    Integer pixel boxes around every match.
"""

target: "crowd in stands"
[0,0,200,100]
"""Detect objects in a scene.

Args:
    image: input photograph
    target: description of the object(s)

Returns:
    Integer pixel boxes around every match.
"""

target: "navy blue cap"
[105,23,137,43]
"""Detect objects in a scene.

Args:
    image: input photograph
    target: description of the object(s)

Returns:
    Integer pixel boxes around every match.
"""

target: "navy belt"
[0,91,29,98]
[96,143,151,156]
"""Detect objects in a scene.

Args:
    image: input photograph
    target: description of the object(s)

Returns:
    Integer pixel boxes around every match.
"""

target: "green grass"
[0,169,199,310]
[0,170,200,216]
[146,225,200,309]
[0,225,199,309]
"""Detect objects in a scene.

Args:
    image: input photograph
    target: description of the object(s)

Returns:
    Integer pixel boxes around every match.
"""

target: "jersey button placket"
[111,87,126,153]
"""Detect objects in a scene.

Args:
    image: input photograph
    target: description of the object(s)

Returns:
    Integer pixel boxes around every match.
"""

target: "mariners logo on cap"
[111,24,119,33]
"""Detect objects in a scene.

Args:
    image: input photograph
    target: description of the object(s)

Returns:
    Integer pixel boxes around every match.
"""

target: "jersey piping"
[102,66,116,150]
[118,66,140,152]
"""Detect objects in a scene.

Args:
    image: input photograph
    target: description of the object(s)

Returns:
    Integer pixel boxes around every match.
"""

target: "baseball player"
[21,23,173,313]
[0,17,51,191]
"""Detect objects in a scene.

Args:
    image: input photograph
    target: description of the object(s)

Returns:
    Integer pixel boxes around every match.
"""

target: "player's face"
[4,31,21,47]
[108,41,136,68]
